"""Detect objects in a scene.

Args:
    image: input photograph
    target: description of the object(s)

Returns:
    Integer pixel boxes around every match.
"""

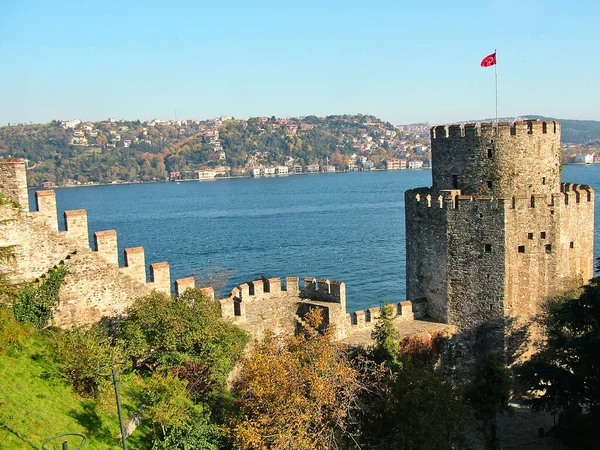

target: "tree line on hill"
[0,115,409,187]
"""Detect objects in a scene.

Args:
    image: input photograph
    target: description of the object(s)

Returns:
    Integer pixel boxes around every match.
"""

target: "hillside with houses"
[0,115,431,187]
[1,114,599,187]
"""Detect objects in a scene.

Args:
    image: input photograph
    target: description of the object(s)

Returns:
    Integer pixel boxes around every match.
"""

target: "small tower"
[405,120,594,360]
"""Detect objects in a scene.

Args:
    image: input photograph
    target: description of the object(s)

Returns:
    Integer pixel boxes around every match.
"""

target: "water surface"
[29,166,599,312]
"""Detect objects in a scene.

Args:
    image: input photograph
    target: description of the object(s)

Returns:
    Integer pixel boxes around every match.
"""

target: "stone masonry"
[405,120,594,360]
[0,159,201,327]
[0,158,449,343]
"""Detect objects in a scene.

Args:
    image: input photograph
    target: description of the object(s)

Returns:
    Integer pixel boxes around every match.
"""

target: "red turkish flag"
[481,52,497,67]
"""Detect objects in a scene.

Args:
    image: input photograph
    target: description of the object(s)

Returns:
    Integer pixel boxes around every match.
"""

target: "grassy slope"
[0,333,151,450]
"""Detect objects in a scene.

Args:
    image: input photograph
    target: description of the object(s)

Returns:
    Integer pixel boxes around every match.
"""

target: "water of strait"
[30,165,600,312]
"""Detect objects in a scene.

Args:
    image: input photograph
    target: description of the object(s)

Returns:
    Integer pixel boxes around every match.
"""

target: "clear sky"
[1,0,598,125]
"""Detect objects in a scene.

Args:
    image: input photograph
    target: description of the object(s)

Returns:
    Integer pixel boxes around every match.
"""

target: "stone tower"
[405,120,594,358]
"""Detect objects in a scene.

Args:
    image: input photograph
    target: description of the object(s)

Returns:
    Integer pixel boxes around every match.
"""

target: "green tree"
[54,325,123,397]
[138,373,196,438]
[466,353,512,449]
[517,280,600,448]
[371,303,401,369]
[118,289,248,398]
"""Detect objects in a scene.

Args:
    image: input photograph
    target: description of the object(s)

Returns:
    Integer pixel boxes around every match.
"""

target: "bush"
[54,325,123,397]
[0,306,33,352]
[13,264,67,328]
[118,289,248,393]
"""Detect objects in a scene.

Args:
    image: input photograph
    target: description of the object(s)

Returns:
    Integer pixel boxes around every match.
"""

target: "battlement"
[406,183,593,214]
[0,158,205,326]
[346,300,415,329]
[431,120,560,140]
[219,275,432,342]
[0,158,29,208]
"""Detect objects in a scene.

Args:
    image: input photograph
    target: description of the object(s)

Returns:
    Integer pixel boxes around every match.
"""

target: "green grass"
[0,333,152,449]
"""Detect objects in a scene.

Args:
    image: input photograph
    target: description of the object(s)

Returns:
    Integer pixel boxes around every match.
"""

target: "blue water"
[27,166,600,312]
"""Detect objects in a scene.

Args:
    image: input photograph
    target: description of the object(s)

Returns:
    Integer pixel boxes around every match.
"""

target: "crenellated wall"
[406,183,593,330]
[220,276,431,341]
[431,121,562,198]
[0,159,198,327]
[406,120,594,363]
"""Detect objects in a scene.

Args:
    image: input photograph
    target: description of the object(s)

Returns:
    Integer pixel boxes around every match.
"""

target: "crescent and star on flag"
[481,52,497,68]
[481,50,498,130]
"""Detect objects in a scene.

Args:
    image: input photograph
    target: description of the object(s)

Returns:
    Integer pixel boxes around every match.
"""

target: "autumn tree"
[229,309,364,450]
[361,309,471,450]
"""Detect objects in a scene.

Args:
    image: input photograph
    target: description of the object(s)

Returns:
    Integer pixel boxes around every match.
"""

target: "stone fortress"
[0,158,442,343]
[406,120,594,358]
[0,120,594,355]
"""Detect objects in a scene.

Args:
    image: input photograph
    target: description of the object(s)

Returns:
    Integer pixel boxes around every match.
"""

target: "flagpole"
[495,49,498,134]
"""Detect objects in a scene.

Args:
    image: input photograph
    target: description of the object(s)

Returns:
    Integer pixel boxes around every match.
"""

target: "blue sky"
[1,0,598,125]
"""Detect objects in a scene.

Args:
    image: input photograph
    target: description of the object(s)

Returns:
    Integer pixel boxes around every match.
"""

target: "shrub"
[13,264,67,328]
[54,325,122,397]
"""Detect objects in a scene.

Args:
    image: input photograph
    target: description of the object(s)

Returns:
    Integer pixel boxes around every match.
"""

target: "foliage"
[151,421,223,450]
[229,309,364,450]
[0,305,34,352]
[137,373,196,438]
[54,325,123,397]
[12,263,67,327]
[517,278,600,447]
[0,191,20,209]
[364,319,470,449]
[371,303,401,369]
[118,289,248,396]
[369,364,471,450]
[466,352,512,449]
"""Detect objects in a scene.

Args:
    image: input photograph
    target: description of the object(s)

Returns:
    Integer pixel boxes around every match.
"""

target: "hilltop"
[2,114,600,187]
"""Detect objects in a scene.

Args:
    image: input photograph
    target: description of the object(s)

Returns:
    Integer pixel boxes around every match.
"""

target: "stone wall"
[0,159,198,328]
[406,120,595,361]
[220,276,428,342]
[431,121,562,198]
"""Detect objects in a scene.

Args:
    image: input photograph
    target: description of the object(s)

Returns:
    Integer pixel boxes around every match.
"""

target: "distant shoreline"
[30,167,433,190]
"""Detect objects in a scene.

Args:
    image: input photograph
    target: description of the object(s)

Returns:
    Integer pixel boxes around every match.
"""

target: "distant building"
[306,164,319,173]
[198,169,216,179]
[387,158,407,170]
[408,160,423,170]
[276,166,289,175]
[262,167,276,176]
[324,165,336,173]
[250,168,261,177]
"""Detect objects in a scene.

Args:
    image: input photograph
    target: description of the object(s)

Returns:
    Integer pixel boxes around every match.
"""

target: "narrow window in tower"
[570,241,574,249]
[540,231,546,239]
[487,180,493,190]
[487,148,493,158]
[528,232,534,240]
[452,175,458,189]
[545,244,552,254]
[489,304,494,311]
[484,244,492,253]
[542,177,546,185]
[518,245,525,253]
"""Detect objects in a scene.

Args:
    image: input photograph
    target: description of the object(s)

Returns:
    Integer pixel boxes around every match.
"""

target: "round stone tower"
[405,119,594,365]
[431,120,562,198]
